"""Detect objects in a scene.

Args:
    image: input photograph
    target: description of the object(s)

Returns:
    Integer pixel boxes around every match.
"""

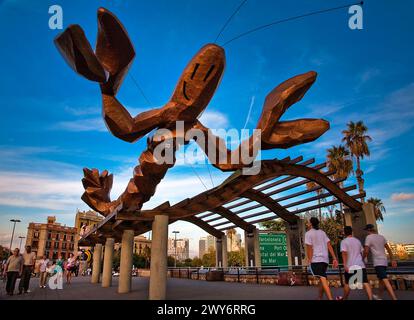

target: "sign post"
[259,231,290,267]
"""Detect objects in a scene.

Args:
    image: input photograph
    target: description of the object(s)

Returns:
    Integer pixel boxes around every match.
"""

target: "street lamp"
[172,231,180,268]
[18,236,26,251]
[9,219,21,254]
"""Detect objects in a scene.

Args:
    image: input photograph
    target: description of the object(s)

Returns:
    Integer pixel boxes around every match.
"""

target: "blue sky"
[0,0,413,257]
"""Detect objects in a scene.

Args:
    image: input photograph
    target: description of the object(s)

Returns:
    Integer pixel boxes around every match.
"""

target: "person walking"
[3,248,23,295]
[38,255,50,288]
[65,253,77,284]
[305,217,339,300]
[339,226,373,300]
[18,245,36,294]
[363,224,398,300]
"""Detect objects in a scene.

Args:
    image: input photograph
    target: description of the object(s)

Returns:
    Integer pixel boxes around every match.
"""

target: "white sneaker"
[373,294,382,300]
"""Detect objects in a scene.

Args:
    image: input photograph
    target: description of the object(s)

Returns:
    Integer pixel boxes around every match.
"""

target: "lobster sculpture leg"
[54,7,329,217]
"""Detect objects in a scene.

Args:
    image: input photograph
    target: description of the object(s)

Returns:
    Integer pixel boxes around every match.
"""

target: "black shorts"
[344,268,369,284]
[310,262,328,278]
[374,266,388,280]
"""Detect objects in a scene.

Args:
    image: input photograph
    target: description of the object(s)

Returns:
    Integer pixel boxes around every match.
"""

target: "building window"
[70,243,74,250]
[55,233,59,241]
[63,234,67,241]
[54,242,59,249]
[48,232,52,240]
[33,231,39,239]
[46,242,51,249]
[62,243,66,249]
[71,235,74,242]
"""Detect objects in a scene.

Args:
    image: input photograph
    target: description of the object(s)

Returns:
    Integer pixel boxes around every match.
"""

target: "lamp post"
[9,219,21,255]
[172,231,180,268]
[18,236,26,252]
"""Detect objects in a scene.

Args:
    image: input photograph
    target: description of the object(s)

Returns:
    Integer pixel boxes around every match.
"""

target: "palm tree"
[367,197,386,221]
[306,180,324,220]
[326,145,354,223]
[342,121,372,202]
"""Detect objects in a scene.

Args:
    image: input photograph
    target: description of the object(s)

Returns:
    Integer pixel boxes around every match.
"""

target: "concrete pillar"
[216,237,223,268]
[149,214,169,300]
[344,203,377,244]
[285,219,306,266]
[91,243,102,284]
[215,235,228,268]
[253,229,261,268]
[244,230,257,267]
[118,230,134,294]
[102,237,114,288]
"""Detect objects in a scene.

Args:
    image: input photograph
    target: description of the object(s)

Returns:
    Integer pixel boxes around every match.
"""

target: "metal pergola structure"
[79,155,365,246]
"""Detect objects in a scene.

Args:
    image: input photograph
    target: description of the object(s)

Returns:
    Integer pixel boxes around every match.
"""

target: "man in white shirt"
[340,226,373,300]
[305,217,338,300]
[18,245,36,294]
[363,224,397,300]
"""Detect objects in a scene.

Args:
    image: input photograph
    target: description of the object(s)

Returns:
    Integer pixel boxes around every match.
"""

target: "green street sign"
[259,233,288,266]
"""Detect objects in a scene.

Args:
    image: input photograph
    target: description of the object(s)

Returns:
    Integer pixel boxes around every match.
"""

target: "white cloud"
[391,193,414,202]
[53,118,107,132]
[199,110,229,129]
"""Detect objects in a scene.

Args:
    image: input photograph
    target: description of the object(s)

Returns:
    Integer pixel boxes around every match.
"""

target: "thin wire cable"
[222,1,363,46]
[243,96,255,130]
[129,73,152,106]
[189,162,209,190]
[214,0,249,43]
[206,162,215,188]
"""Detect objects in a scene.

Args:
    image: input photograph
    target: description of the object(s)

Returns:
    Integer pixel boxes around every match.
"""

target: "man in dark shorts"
[305,217,339,300]
[363,224,397,300]
[340,226,373,300]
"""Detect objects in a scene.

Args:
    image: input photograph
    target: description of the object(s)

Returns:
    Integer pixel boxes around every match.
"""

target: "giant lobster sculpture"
[54,8,329,217]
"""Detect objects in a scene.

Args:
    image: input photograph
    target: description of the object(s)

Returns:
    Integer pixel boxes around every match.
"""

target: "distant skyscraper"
[206,235,216,252]
[199,237,207,258]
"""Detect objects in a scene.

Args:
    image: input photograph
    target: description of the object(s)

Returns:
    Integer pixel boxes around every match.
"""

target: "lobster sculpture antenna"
[54,7,329,217]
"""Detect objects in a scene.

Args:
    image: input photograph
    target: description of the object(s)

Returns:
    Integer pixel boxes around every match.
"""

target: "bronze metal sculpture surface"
[55,7,329,218]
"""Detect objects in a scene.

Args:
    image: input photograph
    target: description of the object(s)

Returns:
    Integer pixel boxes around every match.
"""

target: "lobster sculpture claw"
[54,7,329,216]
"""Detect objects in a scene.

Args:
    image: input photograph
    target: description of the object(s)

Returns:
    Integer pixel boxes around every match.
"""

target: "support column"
[215,235,227,268]
[222,235,228,268]
[244,229,260,267]
[102,237,114,288]
[118,230,134,294]
[344,203,377,244]
[149,214,169,300]
[91,243,102,284]
[285,219,306,266]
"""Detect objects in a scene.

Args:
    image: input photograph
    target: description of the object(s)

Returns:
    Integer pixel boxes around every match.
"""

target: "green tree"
[191,257,203,267]
[228,249,245,267]
[167,255,176,267]
[132,254,147,268]
[259,219,286,231]
[201,249,216,267]
[342,121,372,201]
[367,197,386,221]
[183,258,193,267]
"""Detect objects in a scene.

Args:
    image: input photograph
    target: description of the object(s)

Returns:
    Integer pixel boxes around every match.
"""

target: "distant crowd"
[1,245,90,296]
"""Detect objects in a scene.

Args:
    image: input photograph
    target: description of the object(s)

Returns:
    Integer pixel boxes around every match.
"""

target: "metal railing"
[167,262,414,289]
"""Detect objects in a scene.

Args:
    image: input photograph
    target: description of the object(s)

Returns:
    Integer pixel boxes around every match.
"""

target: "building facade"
[134,235,151,256]
[75,210,103,237]
[206,235,216,252]
[226,229,242,252]
[25,216,77,260]
[168,238,190,261]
